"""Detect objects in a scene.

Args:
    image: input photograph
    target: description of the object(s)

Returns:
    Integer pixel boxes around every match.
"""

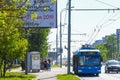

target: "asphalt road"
[78,65,120,80]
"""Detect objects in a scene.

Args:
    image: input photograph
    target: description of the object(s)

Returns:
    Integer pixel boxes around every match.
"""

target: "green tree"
[0,0,29,77]
[94,43,108,61]
[94,34,118,61]
[105,35,118,60]
[28,28,50,59]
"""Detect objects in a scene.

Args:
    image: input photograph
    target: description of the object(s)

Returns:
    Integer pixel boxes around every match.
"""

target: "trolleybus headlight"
[97,70,101,72]
[78,70,82,72]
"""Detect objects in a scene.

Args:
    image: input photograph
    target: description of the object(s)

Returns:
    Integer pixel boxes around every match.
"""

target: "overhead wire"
[87,26,102,44]
[86,12,113,44]
[89,13,120,44]
[99,11,120,25]
[61,0,120,45]
[74,0,116,44]
[95,0,118,8]
[87,10,120,44]
[86,13,109,44]
[101,11,120,28]
[86,0,120,44]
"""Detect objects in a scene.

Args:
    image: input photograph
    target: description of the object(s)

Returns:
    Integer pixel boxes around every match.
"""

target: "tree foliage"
[94,43,108,61]
[0,0,51,77]
[28,28,50,59]
[105,35,118,60]
[94,34,118,61]
[0,0,29,77]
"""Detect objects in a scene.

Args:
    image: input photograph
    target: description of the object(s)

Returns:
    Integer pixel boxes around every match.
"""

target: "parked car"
[105,60,120,73]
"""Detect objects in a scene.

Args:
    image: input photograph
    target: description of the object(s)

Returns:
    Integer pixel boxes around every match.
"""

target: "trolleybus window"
[81,52,97,54]
[79,56,100,66]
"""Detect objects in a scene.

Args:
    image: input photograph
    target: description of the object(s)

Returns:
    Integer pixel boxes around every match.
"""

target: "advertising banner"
[23,0,57,28]
[29,51,40,70]
[32,54,40,69]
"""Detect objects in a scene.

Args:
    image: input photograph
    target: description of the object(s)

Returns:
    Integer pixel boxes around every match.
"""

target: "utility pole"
[67,0,71,74]
[25,27,29,74]
[59,6,74,68]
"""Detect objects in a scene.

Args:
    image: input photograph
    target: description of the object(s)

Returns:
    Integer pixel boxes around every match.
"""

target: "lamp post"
[59,8,67,68]
[59,5,74,68]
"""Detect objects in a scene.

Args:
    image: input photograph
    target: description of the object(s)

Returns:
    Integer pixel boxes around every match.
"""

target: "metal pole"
[67,0,71,74]
[60,8,67,68]
[56,28,58,65]
[25,27,28,74]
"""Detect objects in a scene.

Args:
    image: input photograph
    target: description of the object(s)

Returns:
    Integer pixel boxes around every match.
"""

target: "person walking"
[21,61,25,71]
[44,60,48,71]
[7,61,12,72]
[47,59,51,71]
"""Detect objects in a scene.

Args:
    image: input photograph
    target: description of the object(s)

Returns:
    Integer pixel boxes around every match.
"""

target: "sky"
[48,0,120,58]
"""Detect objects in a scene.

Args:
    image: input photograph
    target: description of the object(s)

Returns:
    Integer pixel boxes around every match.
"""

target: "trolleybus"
[73,45,102,76]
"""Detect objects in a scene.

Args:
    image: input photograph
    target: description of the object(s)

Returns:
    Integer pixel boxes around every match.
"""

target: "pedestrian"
[44,60,48,71]
[7,62,12,72]
[47,59,51,71]
[40,61,44,72]
[21,61,25,71]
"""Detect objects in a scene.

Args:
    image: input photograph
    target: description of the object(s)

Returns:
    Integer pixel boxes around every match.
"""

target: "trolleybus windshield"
[79,56,100,66]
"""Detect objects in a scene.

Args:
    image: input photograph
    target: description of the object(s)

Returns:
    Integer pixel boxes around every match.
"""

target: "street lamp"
[60,8,67,68]
[59,6,74,68]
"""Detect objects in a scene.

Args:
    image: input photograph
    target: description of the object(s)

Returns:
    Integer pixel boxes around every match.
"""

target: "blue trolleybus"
[73,45,102,76]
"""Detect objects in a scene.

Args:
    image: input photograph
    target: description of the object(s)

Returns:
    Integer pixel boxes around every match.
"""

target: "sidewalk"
[11,66,67,80]
[34,66,67,80]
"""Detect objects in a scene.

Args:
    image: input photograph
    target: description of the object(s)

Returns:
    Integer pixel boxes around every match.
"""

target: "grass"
[0,72,36,80]
[51,65,59,68]
[57,74,80,80]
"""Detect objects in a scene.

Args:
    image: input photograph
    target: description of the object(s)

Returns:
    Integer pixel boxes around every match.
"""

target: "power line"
[87,11,120,44]
[95,0,118,8]
[71,8,120,11]
[86,13,112,44]
[86,13,111,44]
[88,27,101,44]
[62,33,86,35]
[70,8,120,45]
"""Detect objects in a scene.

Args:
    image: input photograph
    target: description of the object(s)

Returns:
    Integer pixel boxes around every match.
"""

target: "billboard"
[23,0,57,28]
